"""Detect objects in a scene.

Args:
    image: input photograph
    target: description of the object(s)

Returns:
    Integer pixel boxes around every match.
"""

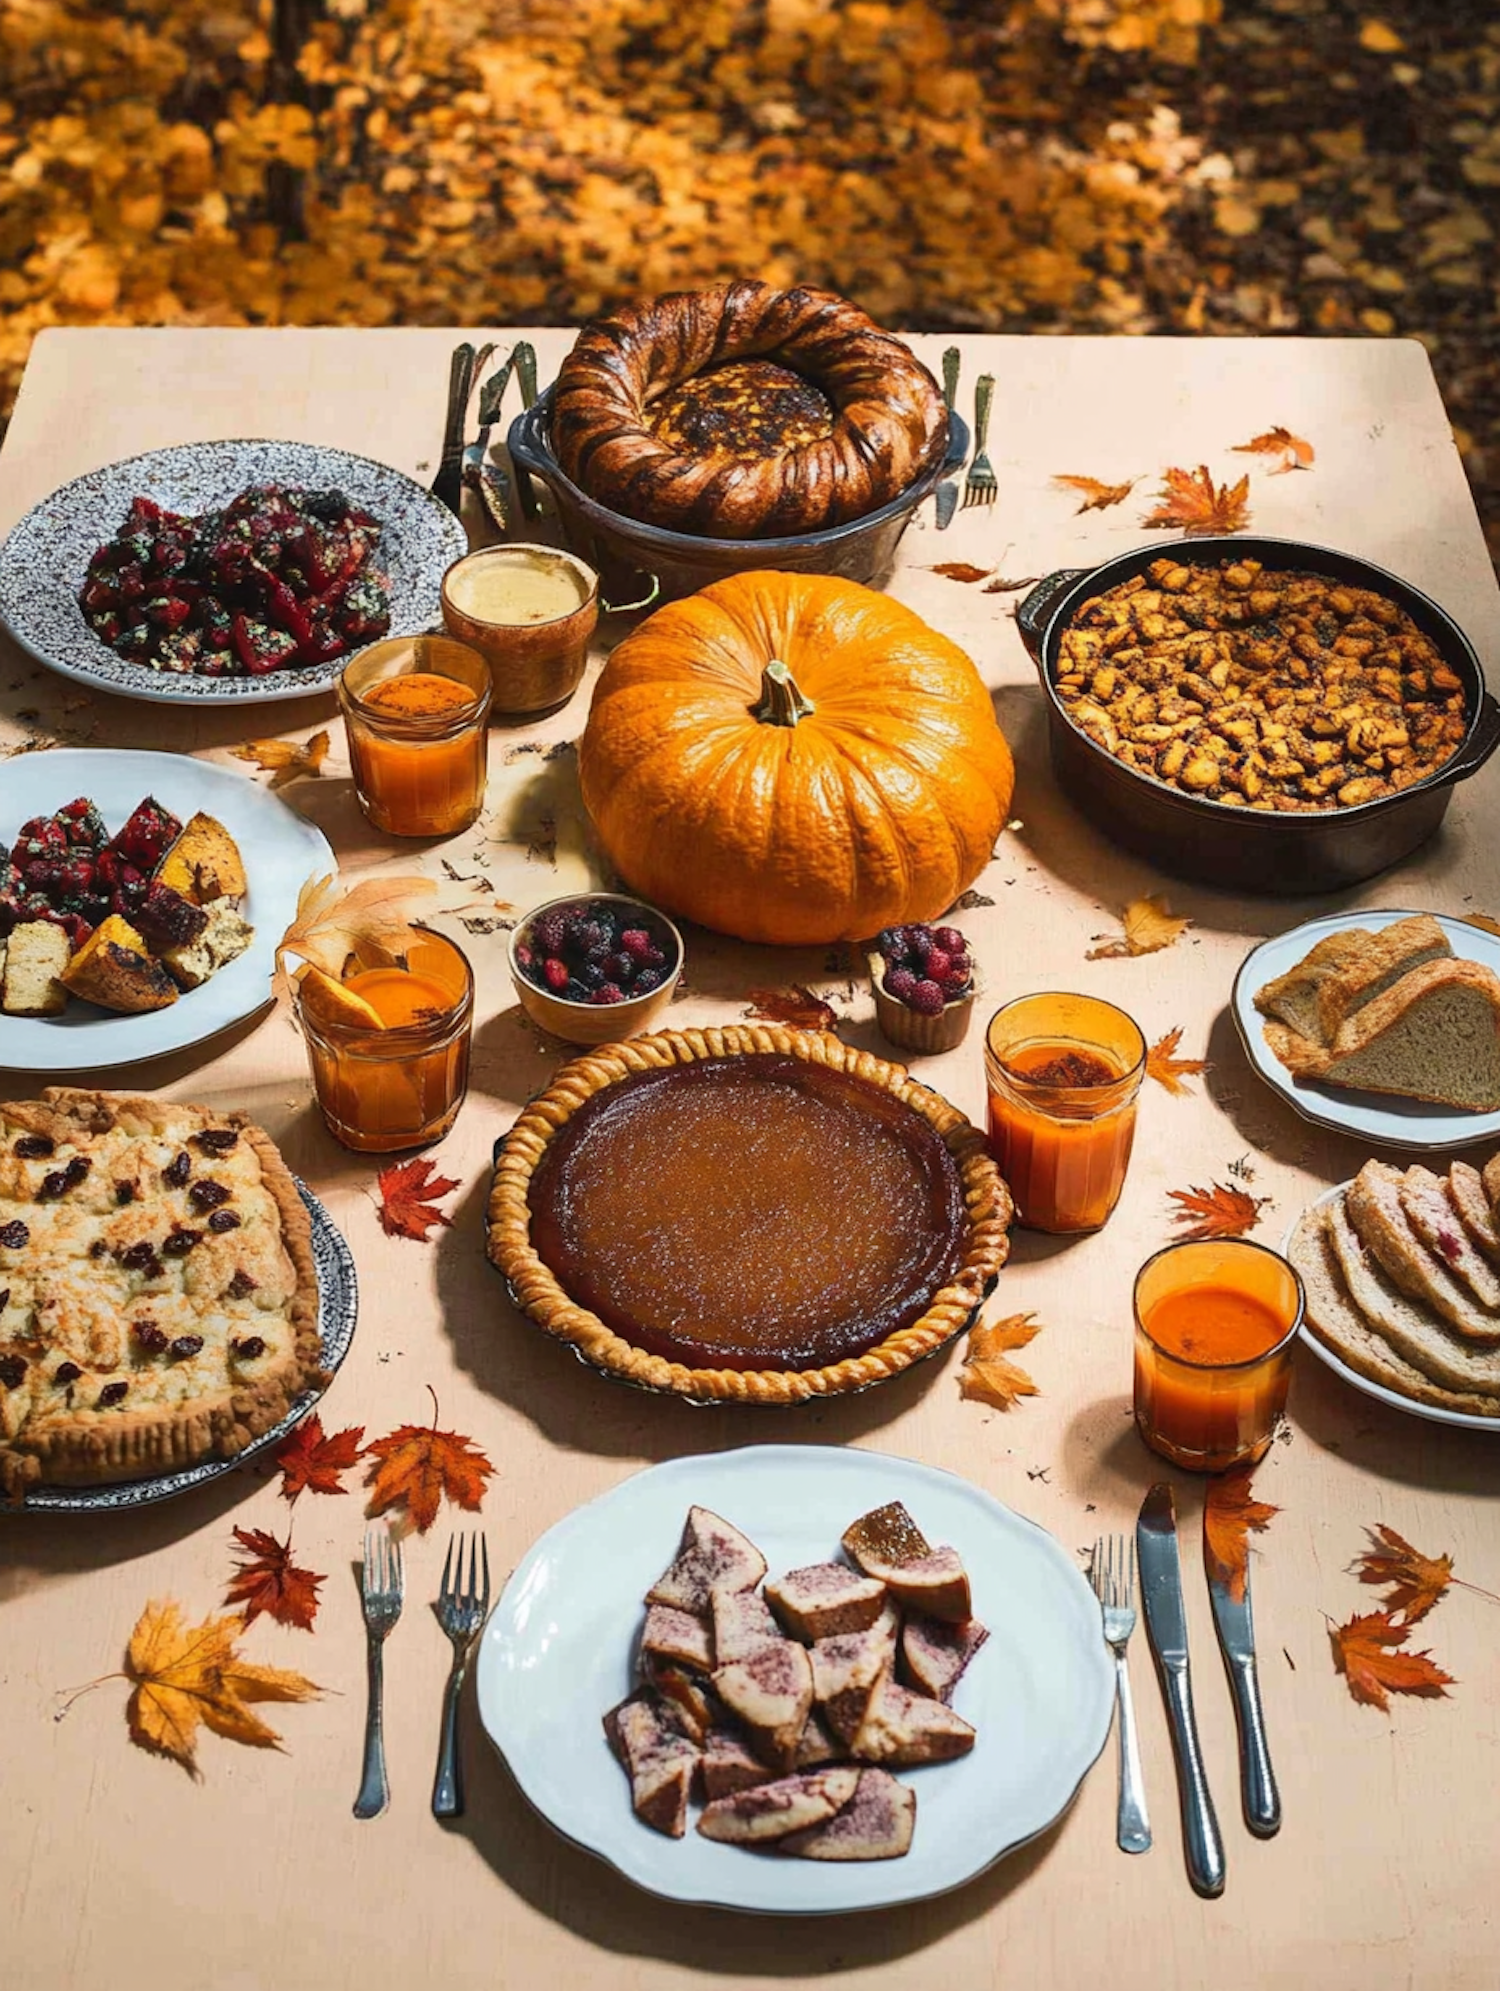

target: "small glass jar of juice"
[338,634,491,837]
[441,543,599,719]
[1133,1238,1304,1472]
[984,992,1146,1233]
[296,929,473,1153]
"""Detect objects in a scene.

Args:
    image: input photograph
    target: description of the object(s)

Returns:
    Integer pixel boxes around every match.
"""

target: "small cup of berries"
[508,892,683,1045]
[867,922,979,1055]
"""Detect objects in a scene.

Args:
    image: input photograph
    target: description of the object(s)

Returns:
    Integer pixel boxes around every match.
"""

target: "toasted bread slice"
[710,1585,785,1666]
[640,1602,713,1674]
[1400,1166,1500,1308]
[59,914,177,1013]
[1253,927,1371,1042]
[1327,1194,1500,1396]
[712,1640,814,1774]
[1313,916,1453,1042]
[765,1562,887,1644]
[780,1767,916,1862]
[1484,1154,1500,1219]
[900,1614,990,1702]
[603,1692,700,1838]
[697,1767,859,1846]
[1309,960,1500,1112]
[647,1507,767,1614]
[156,812,248,904]
[1347,1161,1500,1342]
[1449,1161,1500,1264]
[849,1670,977,1766]
[1,919,71,1016]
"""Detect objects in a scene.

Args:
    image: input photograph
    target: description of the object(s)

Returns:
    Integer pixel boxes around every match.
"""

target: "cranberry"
[132,1321,168,1354]
[163,1151,192,1187]
[37,1171,70,1201]
[168,1335,204,1360]
[208,1209,241,1233]
[0,1220,29,1250]
[119,1240,160,1272]
[0,1354,25,1388]
[188,1180,230,1212]
[13,1135,54,1160]
[98,1380,129,1407]
[191,1128,238,1154]
[162,1228,202,1256]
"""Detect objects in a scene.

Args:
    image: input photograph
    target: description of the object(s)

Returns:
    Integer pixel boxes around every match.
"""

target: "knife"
[511,339,541,520]
[933,345,962,531]
[1206,1523,1281,1838]
[430,341,477,519]
[1136,1483,1225,1898]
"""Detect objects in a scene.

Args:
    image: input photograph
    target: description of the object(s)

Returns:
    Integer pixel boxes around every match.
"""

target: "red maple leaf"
[1203,1467,1280,1602]
[224,1527,325,1632]
[274,1413,365,1503]
[1329,1609,1454,1712]
[377,1156,461,1242]
[363,1392,495,1533]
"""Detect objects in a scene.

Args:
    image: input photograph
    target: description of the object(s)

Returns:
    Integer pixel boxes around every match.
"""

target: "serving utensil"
[354,1520,404,1819]
[432,1531,492,1820]
[960,373,996,510]
[430,342,479,519]
[1089,1533,1151,1854]
[511,340,542,521]
[1136,1482,1224,1897]
[933,346,963,530]
[1206,1518,1281,1837]
[465,349,517,534]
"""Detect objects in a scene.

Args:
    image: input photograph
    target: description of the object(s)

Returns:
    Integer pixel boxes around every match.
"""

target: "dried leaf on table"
[1052,473,1138,513]
[274,1412,365,1502]
[1461,914,1500,938]
[231,729,331,789]
[1350,1525,1455,1624]
[124,1599,321,1775]
[1142,464,1252,535]
[1166,1181,1271,1240]
[377,1156,460,1242]
[1086,895,1191,959]
[364,1392,495,1533]
[928,562,992,584]
[744,986,837,1030]
[273,871,436,1004]
[224,1526,325,1631]
[959,1313,1041,1411]
[1145,1025,1210,1095]
[1328,1609,1454,1712]
[1232,426,1315,474]
[1203,1467,1280,1601]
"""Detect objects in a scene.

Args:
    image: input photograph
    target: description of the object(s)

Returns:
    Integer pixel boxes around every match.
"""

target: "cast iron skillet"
[1016,536,1500,895]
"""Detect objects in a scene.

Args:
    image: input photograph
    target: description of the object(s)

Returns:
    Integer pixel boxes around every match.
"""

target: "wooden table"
[3,328,1499,1991]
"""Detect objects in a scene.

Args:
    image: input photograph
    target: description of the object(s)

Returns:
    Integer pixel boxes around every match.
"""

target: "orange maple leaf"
[1142,464,1252,536]
[224,1527,324,1632]
[122,1599,321,1776]
[377,1156,460,1242]
[1203,1467,1280,1602]
[1052,473,1138,514]
[1086,895,1191,960]
[363,1392,495,1533]
[1146,1025,1211,1096]
[1350,1525,1454,1625]
[274,1413,365,1502]
[959,1313,1041,1411]
[1166,1181,1270,1241]
[230,729,331,790]
[744,986,837,1031]
[1232,426,1315,475]
[273,871,438,1007]
[928,562,992,583]
[1328,1609,1454,1712]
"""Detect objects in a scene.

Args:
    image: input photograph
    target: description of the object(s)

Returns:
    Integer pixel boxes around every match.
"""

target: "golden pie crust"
[0,1089,322,1496]
[487,1027,1013,1403]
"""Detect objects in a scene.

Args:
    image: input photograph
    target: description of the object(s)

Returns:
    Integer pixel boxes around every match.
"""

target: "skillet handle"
[1016,568,1087,666]
[1437,690,1500,787]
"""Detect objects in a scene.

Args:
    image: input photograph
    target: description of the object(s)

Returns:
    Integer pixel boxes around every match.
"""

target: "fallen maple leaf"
[1232,426,1315,476]
[1142,464,1252,535]
[224,1527,324,1632]
[377,1156,460,1242]
[1329,1609,1454,1713]
[1203,1467,1280,1602]
[1086,895,1192,959]
[744,985,837,1030]
[1167,1181,1271,1241]
[1350,1525,1455,1624]
[125,1599,321,1775]
[959,1313,1041,1411]
[1145,1025,1211,1096]
[231,729,331,789]
[363,1391,495,1533]
[273,871,437,1005]
[929,562,991,583]
[1052,473,1137,513]
[274,1413,365,1502]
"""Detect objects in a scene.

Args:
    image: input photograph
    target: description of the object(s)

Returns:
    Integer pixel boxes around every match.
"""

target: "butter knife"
[1137,1483,1225,1898]
[511,339,541,520]
[1206,1522,1281,1838]
[933,345,962,531]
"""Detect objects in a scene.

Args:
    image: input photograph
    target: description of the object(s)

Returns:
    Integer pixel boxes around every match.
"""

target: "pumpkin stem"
[754,658,816,728]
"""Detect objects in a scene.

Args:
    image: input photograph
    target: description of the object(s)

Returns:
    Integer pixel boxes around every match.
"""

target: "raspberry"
[933,926,966,955]
[909,978,947,1016]
[884,966,919,1002]
[923,947,952,982]
[620,928,653,960]
[943,954,972,989]
[532,909,569,955]
[640,944,667,969]
[589,983,626,1005]
[542,957,570,993]
[513,942,534,970]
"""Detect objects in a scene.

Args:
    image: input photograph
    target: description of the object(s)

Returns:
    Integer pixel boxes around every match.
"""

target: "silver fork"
[354,1521,404,1819]
[1091,1534,1152,1854]
[961,372,997,509]
[431,1531,492,1819]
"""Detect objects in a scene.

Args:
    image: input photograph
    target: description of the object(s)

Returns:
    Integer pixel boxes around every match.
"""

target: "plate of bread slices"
[0,749,330,1071]
[476,1445,1112,1914]
[1287,1155,1500,1428]
[1234,910,1500,1150]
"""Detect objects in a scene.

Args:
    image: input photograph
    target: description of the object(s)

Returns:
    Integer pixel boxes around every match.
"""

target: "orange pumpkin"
[578,572,1015,946]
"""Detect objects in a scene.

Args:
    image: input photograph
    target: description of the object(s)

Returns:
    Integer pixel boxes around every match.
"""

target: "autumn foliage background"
[2,0,1497,557]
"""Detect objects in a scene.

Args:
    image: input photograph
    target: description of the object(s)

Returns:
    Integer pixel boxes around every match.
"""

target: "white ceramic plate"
[1231,908,1500,1154]
[1284,1183,1500,1433]
[0,749,330,1072]
[476,1444,1113,1916]
[0,439,466,705]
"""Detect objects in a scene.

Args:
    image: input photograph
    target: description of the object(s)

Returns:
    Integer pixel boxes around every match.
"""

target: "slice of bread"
[765,1563,888,1644]
[1254,928,1372,1042]
[811,1606,901,1743]
[1347,1161,1500,1341]
[640,1602,713,1674]
[900,1614,990,1703]
[1449,1161,1500,1263]
[1399,1166,1500,1308]
[849,1670,977,1767]
[1312,960,1500,1112]
[646,1507,767,1613]
[59,914,177,1013]
[603,1692,700,1838]
[1312,915,1453,1042]
[697,1767,860,1846]
[1327,1194,1500,1395]
[779,1767,915,1862]
[710,1585,785,1666]
[1,920,71,1016]
[1261,1017,1328,1079]
[1485,1154,1500,1217]
[712,1640,814,1774]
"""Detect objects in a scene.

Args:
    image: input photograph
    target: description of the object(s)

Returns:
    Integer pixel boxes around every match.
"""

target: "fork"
[431,1531,492,1819]
[961,372,997,510]
[1091,1534,1152,1855]
[354,1521,404,1820]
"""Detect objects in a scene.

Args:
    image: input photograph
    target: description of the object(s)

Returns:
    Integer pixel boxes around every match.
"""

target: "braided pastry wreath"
[548,280,949,540]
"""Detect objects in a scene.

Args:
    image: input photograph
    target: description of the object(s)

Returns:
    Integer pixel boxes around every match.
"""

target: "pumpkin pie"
[487,1026,1012,1403]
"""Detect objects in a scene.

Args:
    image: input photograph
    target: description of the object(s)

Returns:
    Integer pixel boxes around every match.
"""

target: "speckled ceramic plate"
[15,1181,358,1512]
[0,439,468,706]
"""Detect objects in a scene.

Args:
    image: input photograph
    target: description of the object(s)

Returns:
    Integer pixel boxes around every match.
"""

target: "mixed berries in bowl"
[508,892,683,1045]
[868,921,978,1054]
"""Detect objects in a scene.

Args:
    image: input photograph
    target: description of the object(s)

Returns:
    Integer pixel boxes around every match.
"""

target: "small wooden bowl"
[509,893,683,1046]
[867,950,978,1056]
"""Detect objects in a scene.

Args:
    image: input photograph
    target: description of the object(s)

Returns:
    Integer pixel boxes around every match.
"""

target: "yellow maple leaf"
[959,1313,1041,1411]
[125,1599,320,1776]
[1086,895,1192,960]
[1145,1025,1211,1095]
[273,871,438,1005]
[231,729,331,790]
[1052,473,1138,514]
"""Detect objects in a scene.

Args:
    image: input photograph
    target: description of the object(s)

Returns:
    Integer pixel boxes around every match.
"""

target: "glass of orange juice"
[1133,1239,1303,1472]
[295,929,473,1152]
[339,634,492,837]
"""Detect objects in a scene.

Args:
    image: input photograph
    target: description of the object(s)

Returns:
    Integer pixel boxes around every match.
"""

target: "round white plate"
[0,749,330,1072]
[1284,1183,1500,1433]
[0,439,466,705]
[1232,908,1500,1153]
[476,1444,1113,1916]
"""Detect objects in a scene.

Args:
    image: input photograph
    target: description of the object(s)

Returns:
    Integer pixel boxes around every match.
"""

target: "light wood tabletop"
[2,327,1498,1991]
